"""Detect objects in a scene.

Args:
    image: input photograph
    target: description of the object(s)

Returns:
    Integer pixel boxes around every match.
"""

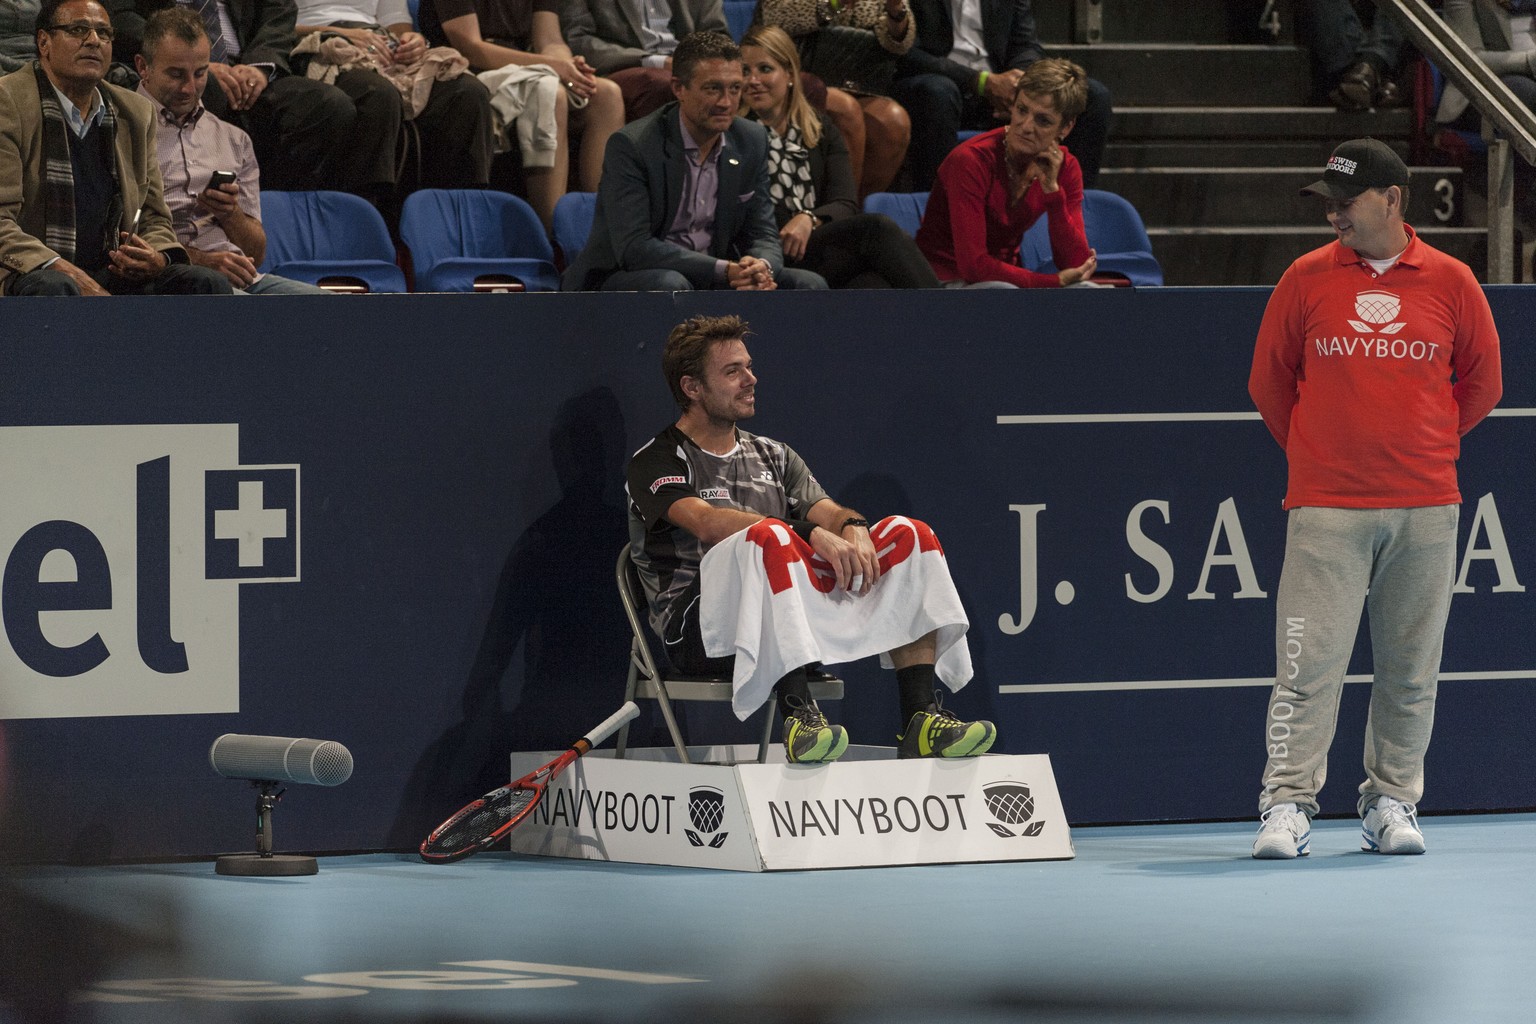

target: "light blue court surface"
[5,814,1534,1023]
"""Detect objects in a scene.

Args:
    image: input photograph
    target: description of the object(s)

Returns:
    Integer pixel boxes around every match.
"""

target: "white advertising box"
[506,746,1073,872]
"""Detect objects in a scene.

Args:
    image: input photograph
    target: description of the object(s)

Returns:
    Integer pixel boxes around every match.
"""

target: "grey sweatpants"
[1258,505,1459,818]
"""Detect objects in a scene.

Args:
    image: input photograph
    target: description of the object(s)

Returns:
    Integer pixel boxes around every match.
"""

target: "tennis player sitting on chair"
[625,314,994,764]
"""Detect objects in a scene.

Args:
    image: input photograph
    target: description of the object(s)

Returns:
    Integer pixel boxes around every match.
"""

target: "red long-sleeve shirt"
[916,127,1091,288]
[1249,226,1503,509]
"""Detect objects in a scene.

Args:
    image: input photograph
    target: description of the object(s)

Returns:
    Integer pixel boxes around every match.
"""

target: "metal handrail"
[1378,0,1536,281]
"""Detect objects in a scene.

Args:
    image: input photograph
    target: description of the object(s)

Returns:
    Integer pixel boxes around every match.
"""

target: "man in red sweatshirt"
[1248,137,1503,860]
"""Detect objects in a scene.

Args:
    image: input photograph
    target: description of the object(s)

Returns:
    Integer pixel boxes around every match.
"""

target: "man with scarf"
[0,0,231,294]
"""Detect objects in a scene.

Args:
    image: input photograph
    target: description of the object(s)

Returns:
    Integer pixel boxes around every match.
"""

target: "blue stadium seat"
[723,0,755,41]
[1021,188,1164,287]
[551,191,597,270]
[861,191,929,236]
[258,190,407,293]
[399,189,560,293]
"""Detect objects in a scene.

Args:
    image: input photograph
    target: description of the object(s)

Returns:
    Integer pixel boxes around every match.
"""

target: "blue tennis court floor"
[4,813,1534,1023]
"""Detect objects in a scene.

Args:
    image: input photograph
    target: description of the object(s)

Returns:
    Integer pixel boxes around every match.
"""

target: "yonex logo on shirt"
[1327,156,1358,175]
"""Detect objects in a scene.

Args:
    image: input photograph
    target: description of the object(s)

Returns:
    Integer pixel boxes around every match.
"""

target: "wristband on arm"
[785,519,818,543]
[977,70,989,96]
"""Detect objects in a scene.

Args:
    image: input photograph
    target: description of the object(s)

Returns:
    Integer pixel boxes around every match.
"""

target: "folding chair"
[615,546,842,764]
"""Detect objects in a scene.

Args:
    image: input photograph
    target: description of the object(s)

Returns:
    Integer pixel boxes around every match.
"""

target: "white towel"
[476,64,572,169]
[699,515,973,720]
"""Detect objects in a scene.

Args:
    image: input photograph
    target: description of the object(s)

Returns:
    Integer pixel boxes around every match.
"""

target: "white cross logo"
[214,480,288,568]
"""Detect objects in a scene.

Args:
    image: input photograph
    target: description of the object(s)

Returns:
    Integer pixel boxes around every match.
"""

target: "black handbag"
[796,24,897,97]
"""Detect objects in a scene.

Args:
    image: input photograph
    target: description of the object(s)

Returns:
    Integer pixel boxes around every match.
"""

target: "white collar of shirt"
[139,85,206,130]
[51,80,104,138]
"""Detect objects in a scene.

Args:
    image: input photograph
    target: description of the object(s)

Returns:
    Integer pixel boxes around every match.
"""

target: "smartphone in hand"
[205,170,236,193]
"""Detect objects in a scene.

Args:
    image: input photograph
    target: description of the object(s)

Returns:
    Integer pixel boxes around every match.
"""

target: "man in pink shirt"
[1248,138,1503,859]
[135,6,323,293]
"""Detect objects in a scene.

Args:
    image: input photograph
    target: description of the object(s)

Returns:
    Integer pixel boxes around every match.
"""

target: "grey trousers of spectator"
[1258,505,1459,819]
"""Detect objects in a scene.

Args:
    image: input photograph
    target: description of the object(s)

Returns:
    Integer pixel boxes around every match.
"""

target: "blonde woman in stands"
[916,56,1096,287]
[418,0,623,230]
[758,0,914,194]
[740,25,935,287]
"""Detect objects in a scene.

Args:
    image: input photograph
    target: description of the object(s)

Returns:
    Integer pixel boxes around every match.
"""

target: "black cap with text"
[1299,138,1409,199]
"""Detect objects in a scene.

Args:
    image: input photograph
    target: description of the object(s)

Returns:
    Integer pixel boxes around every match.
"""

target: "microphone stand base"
[215,853,319,877]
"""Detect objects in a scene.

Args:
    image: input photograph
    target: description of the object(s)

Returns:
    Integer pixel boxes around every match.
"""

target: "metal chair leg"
[756,702,777,763]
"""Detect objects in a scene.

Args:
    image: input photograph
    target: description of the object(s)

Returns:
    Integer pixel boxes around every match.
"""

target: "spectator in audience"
[0,0,231,295]
[135,7,325,292]
[561,30,827,290]
[561,0,724,118]
[740,25,935,288]
[1297,0,1408,111]
[757,0,914,194]
[294,0,494,197]
[915,56,1096,288]
[0,1,42,72]
[893,0,1111,191]
[1438,0,1536,120]
[561,0,871,192]
[107,1,383,194]
[417,0,622,231]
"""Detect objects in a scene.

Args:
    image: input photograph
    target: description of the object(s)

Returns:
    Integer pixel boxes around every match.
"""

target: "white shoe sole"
[1252,832,1310,859]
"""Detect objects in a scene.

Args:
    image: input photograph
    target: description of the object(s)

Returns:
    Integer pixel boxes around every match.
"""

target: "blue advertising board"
[0,287,1529,860]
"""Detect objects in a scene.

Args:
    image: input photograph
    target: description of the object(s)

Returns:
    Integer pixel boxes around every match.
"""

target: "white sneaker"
[1252,802,1311,859]
[1361,796,1425,854]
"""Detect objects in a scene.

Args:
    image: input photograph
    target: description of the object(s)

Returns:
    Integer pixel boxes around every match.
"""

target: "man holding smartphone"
[0,0,231,294]
[135,6,325,293]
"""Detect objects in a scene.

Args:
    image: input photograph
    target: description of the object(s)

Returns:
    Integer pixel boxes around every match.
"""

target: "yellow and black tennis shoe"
[897,706,996,759]
[782,697,849,764]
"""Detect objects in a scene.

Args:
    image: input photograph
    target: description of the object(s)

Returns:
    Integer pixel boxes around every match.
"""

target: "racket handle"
[581,701,641,750]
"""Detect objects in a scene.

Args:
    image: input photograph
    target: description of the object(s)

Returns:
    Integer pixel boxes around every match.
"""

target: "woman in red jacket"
[916,56,1098,287]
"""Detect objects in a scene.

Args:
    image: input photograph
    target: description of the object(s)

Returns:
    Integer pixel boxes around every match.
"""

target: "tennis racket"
[419,701,640,864]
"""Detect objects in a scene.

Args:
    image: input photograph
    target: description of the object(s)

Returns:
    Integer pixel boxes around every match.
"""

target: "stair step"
[1100,167,1469,227]
[1104,140,1371,168]
[1146,226,1490,285]
[1052,44,1310,106]
[1111,106,1414,140]
[1036,0,1293,45]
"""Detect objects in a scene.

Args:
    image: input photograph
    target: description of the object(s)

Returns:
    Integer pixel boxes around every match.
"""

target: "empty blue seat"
[1021,189,1164,287]
[258,190,407,293]
[399,189,560,293]
[723,0,755,41]
[551,191,597,270]
[861,191,929,237]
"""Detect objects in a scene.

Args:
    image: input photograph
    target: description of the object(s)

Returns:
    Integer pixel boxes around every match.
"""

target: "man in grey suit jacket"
[893,0,1110,189]
[562,31,826,292]
[562,0,727,119]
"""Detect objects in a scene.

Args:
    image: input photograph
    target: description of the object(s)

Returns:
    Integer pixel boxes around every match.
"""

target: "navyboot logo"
[982,781,1044,838]
[686,786,728,849]
[0,425,299,720]
[1349,289,1405,335]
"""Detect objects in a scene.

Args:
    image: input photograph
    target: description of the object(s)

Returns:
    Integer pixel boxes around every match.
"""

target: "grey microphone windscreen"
[209,735,354,787]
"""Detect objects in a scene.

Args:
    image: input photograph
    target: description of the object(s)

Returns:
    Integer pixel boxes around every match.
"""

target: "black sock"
[775,667,813,719]
[897,664,937,727]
